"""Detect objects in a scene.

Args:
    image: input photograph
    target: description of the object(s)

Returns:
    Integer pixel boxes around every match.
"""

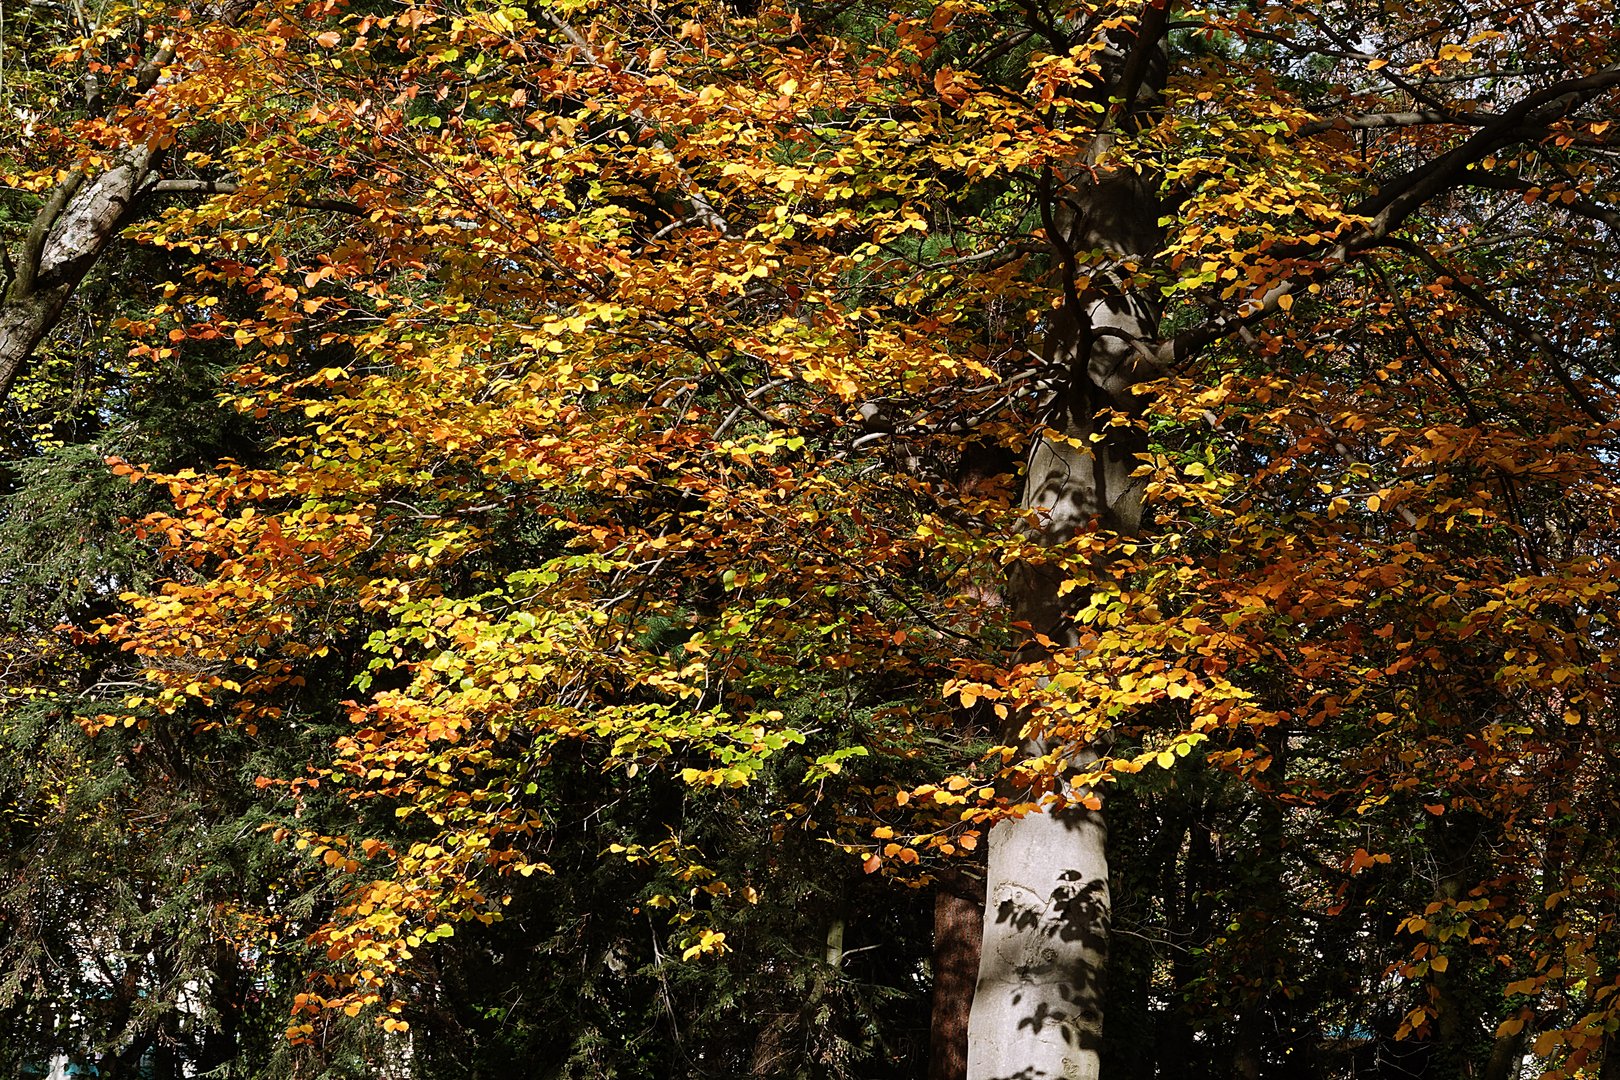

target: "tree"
[5,0,1619,1077]
[0,0,363,417]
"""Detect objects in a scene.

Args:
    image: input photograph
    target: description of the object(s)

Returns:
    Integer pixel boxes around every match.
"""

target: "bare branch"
[1297,110,1497,136]
[1377,236,1609,424]
[149,179,365,216]
[1459,170,1620,229]
[1162,62,1620,368]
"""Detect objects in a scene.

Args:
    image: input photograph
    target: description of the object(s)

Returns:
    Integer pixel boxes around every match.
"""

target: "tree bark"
[0,148,159,412]
[965,15,1167,1077]
[932,875,986,1080]
[0,26,204,416]
[1483,1031,1526,1080]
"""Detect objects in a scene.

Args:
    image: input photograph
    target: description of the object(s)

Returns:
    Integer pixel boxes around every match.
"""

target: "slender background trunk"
[932,874,986,1080]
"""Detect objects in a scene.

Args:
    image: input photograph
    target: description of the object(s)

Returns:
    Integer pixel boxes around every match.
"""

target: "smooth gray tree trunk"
[965,17,1167,1079]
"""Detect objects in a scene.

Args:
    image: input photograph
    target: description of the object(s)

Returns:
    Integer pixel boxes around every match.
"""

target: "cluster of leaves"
[2,0,1619,1076]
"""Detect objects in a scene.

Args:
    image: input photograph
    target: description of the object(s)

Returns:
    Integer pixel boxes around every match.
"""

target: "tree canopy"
[2,0,1619,1077]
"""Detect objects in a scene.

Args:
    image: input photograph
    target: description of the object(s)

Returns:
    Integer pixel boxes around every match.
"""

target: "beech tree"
[4,0,1619,1077]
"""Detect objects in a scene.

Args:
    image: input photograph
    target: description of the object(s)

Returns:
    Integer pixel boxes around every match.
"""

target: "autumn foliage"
[2,0,1619,1076]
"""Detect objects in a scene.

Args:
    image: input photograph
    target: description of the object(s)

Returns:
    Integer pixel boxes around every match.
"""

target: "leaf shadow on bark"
[986,844,1110,1075]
